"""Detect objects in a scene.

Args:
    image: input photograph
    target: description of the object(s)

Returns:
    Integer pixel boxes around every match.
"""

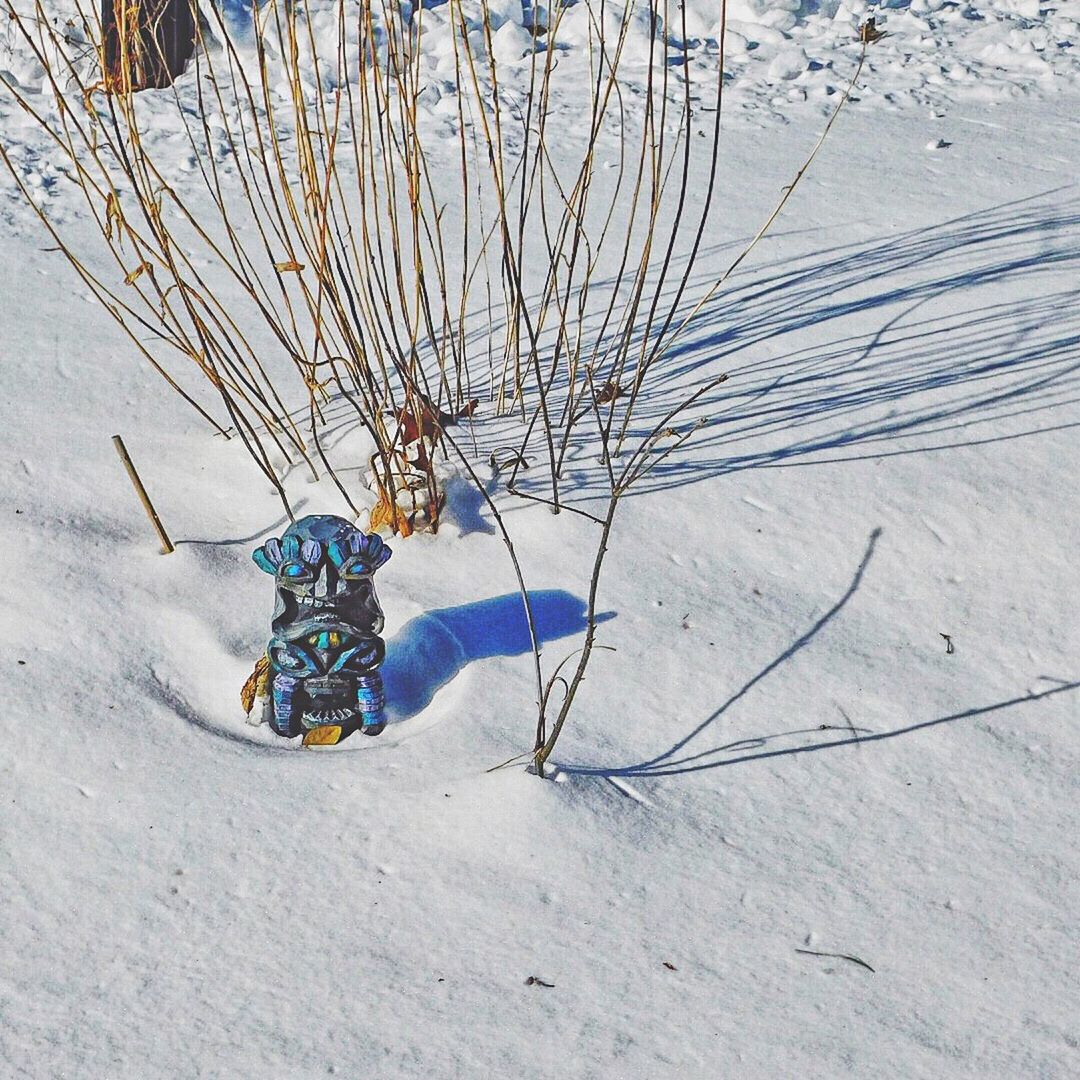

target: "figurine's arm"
[271,672,301,738]
[356,673,386,735]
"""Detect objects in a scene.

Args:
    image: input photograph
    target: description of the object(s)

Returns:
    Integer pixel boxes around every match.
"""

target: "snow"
[2,1,1079,1077]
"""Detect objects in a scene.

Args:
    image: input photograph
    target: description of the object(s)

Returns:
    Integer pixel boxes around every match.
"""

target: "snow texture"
[2,1,1079,1077]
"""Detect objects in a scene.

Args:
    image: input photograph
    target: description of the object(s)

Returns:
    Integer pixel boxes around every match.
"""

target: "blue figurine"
[250,515,392,745]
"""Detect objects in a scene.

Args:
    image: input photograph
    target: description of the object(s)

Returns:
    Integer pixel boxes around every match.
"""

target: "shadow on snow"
[560,527,1077,779]
[382,589,614,723]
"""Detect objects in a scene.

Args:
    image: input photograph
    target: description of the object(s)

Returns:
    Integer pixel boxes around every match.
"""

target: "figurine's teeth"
[302,707,356,726]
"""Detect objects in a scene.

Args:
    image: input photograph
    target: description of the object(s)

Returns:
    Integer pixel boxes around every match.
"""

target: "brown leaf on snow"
[409,442,432,473]
[395,397,475,446]
[395,401,446,446]
[240,653,271,715]
[369,496,415,538]
[594,380,624,405]
[859,18,887,43]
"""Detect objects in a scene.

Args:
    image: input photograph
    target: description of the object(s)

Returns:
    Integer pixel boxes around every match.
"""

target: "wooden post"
[112,435,175,554]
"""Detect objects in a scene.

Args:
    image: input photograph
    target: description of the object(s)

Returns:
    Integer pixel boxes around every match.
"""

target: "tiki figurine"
[250,515,392,745]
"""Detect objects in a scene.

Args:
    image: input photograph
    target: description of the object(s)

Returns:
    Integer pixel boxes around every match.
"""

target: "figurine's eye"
[330,638,384,673]
[339,557,372,581]
[279,562,314,583]
[270,641,312,673]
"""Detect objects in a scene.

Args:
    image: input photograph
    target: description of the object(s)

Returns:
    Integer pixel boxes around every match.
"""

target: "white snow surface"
[2,0,1080,126]
[2,2,1080,1078]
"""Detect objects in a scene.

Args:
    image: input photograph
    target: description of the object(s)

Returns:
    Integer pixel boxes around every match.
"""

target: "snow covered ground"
[2,2,1079,1077]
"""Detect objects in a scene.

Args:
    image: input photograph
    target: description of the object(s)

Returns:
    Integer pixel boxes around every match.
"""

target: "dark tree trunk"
[102,0,196,90]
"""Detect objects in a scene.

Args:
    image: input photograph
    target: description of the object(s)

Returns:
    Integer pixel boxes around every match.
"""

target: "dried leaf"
[369,496,415,538]
[302,724,343,747]
[395,400,447,446]
[104,192,122,243]
[369,484,445,537]
[275,259,305,273]
[409,442,432,473]
[240,653,271,715]
[594,380,624,405]
[394,394,474,446]
[859,18,886,43]
[124,261,152,285]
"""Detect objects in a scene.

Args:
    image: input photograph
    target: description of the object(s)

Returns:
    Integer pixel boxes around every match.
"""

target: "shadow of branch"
[564,526,882,776]
[583,681,1079,778]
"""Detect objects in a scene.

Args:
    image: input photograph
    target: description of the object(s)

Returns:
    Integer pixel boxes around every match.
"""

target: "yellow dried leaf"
[369,496,414,538]
[104,192,122,242]
[275,259,305,273]
[124,261,152,285]
[240,653,272,715]
[303,725,343,747]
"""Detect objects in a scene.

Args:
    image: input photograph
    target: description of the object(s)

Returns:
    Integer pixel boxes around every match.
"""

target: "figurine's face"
[274,556,385,639]
[253,516,392,671]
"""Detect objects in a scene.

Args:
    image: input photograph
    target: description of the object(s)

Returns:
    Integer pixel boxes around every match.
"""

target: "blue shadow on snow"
[381,591,615,722]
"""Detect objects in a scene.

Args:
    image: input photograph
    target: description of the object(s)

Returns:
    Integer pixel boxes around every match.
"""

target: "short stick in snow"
[112,434,174,555]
